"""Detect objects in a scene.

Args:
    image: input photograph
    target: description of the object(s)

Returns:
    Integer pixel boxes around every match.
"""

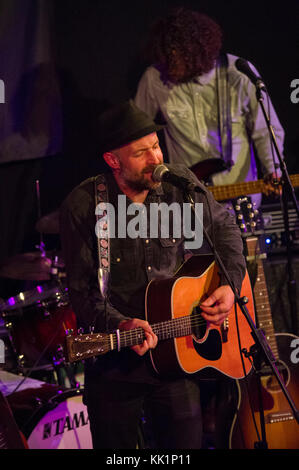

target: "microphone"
[152,164,205,193]
[235,58,267,91]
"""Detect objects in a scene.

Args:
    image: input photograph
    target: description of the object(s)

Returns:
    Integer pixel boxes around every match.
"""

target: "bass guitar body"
[229,332,299,449]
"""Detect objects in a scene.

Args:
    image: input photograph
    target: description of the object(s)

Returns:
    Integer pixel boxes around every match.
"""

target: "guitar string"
[117,313,208,348]
[77,313,214,352]
[77,314,208,352]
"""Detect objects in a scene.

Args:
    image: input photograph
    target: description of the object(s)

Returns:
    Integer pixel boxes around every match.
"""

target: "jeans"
[84,377,202,449]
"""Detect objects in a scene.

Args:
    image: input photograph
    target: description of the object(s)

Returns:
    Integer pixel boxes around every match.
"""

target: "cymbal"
[35,210,60,234]
[0,252,52,281]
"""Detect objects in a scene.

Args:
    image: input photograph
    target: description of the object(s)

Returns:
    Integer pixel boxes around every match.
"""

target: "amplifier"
[261,202,299,253]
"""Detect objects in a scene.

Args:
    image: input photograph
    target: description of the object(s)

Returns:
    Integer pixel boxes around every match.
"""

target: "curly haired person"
[135,7,284,209]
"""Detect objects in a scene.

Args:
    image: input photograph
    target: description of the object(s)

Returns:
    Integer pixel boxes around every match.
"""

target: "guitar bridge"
[221,318,229,343]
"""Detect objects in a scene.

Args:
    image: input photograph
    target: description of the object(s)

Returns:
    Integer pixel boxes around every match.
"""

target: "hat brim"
[101,123,165,153]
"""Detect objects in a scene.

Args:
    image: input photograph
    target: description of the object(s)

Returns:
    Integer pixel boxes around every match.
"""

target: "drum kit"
[0,205,92,449]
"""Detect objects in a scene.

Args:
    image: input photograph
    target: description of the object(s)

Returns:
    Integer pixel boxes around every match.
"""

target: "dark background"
[0,0,298,332]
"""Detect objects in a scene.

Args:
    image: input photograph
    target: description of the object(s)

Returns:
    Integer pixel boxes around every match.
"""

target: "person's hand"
[263,171,281,197]
[118,318,158,356]
[200,285,235,326]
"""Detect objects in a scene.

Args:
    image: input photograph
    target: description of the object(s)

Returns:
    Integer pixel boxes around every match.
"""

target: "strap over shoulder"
[94,174,110,299]
[216,53,233,170]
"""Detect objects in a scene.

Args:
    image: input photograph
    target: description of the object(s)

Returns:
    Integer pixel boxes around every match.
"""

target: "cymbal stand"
[35,179,46,256]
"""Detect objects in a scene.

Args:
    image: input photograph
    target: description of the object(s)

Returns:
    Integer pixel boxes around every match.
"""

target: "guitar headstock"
[233,197,263,236]
[65,331,110,363]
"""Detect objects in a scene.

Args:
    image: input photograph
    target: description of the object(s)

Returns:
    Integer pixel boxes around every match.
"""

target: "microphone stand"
[255,87,299,336]
[184,189,299,448]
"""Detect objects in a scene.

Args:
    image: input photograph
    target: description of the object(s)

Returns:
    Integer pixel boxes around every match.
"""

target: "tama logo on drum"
[42,410,89,439]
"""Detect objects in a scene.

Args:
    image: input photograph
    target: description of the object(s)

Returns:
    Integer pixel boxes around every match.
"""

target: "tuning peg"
[78,327,84,335]
[247,203,252,209]
[234,204,240,211]
[250,221,256,228]
[237,214,243,220]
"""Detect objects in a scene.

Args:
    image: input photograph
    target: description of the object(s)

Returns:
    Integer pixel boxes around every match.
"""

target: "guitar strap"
[94,174,110,300]
[216,53,233,170]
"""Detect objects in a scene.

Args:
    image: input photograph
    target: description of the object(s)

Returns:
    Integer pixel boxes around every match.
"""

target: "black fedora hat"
[97,99,164,153]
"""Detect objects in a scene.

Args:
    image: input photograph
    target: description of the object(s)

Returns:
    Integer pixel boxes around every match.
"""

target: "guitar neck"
[111,315,197,350]
[245,237,279,357]
[208,180,263,201]
[207,174,299,201]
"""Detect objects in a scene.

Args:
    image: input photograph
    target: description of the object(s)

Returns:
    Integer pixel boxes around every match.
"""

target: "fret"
[256,314,272,318]
[208,181,263,201]
[245,236,278,354]
[207,174,299,202]
[258,321,273,325]
[254,304,271,309]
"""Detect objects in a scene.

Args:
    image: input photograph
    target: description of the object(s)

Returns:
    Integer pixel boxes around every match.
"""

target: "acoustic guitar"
[229,235,299,449]
[65,255,256,379]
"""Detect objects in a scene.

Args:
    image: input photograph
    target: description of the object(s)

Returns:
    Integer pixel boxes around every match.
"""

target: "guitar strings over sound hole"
[191,305,207,340]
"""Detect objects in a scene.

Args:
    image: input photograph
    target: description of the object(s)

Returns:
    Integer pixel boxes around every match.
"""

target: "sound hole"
[264,360,290,392]
[191,305,207,340]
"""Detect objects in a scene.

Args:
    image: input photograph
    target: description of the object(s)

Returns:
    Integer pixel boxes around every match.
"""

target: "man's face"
[114,132,163,192]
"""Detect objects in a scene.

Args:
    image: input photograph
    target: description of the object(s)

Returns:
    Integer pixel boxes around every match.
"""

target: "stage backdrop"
[0,0,62,164]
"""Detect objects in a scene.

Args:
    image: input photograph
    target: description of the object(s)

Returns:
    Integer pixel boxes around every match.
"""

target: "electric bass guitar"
[66,255,255,379]
[191,158,299,201]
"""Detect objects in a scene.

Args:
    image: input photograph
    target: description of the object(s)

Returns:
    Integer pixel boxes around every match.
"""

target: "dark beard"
[120,163,160,192]
[125,176,156,192]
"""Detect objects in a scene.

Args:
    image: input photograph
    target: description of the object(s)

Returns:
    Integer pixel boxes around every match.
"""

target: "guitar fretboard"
[209,180,263,201]
[246,237,279,358]
[207,174,299,202]
[111,312,206,350]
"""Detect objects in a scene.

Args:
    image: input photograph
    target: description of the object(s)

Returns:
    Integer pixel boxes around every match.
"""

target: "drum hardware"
[0,283,67,313]
[6,381,92,449]
[0,282,79,392]
[0,251,52,281]
[0,390,27,449]
[53,344,66,367]
[0,230,78,389]
[0,318,20,371]
[25,387,91,449]
[0,248,65,283]
[8,324,69,395]
[52,343,81,390]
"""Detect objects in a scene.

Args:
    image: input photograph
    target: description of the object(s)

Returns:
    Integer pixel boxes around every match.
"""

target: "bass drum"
[7,384,92,449]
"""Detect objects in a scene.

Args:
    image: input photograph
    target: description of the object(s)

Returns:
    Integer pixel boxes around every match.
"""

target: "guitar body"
[146,255,256,378]
[190,158,229,181]
[229,333,299,449]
